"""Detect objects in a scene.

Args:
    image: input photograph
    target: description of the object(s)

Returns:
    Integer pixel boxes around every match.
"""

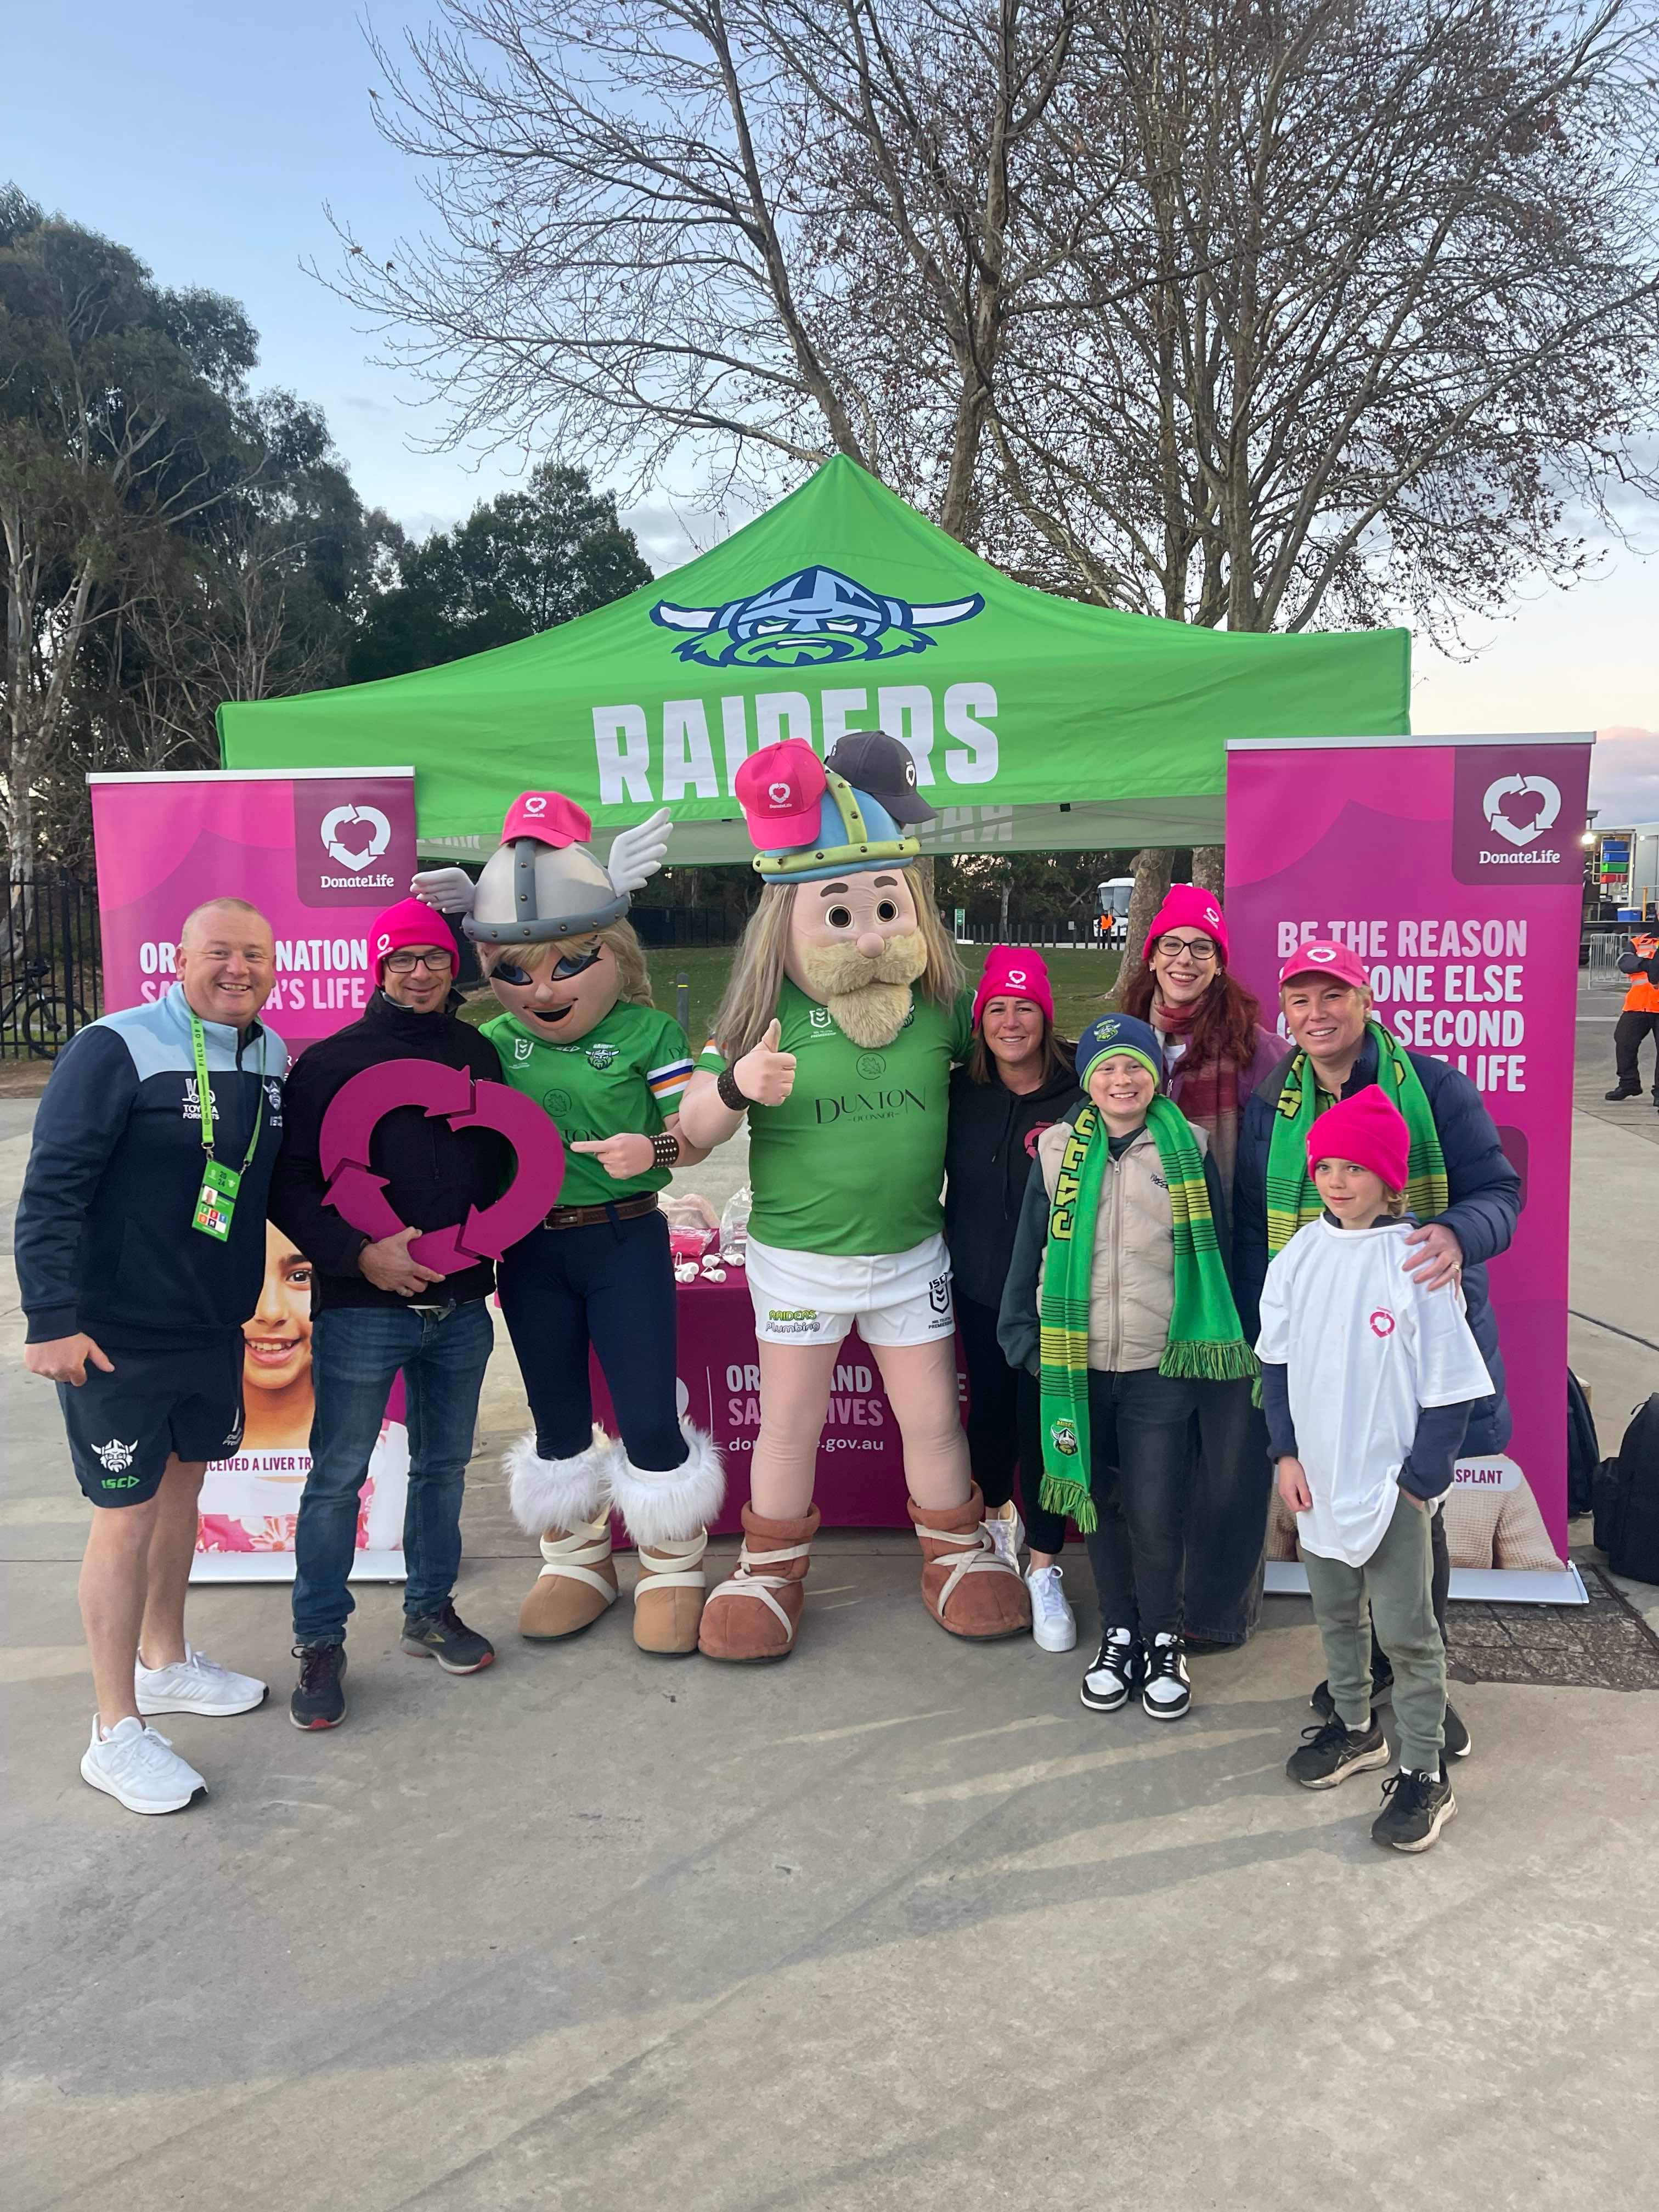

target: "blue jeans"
[292,1300,495,1645]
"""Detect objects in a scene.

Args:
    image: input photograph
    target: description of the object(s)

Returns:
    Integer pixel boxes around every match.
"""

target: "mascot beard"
[794,930,929,1047]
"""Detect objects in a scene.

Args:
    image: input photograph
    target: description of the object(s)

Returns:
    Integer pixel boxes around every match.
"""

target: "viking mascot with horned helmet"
[415,797,725,1656]
[678,730,1031,1661]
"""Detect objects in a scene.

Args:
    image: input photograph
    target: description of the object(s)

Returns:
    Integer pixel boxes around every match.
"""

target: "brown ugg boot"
[909,1482,1033,1639]
[632,1532,710,1656]
[518,1519,620,1640]
[698,1503,821,1662]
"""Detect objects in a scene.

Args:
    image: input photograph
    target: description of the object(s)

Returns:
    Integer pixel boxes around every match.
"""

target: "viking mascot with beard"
[414,794,725,1657]
[677,732,1032,1662]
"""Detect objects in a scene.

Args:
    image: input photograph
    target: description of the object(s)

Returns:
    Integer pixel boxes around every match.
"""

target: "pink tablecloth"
[588,1261,956,1535]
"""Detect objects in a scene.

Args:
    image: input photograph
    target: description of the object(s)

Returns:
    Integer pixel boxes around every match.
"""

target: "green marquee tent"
[219,456,1409,863]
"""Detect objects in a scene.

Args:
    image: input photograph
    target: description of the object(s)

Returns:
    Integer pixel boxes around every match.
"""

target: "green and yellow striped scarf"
[1037,1098,1256,1533]
[1265,1020,1448,1256]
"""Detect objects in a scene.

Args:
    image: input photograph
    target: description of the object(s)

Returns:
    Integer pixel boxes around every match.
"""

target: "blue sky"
[8,1,1655,814]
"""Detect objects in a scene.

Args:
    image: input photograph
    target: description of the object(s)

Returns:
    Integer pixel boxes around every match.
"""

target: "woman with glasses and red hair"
[1114,887,1283,1645]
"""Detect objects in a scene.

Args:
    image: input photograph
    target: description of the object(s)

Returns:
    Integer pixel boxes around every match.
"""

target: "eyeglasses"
[492,944,604,988]
[385,949,455,974]
[1156,936,1217,964]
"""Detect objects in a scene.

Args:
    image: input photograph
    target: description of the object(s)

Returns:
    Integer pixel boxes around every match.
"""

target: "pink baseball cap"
[1143,884,1229,964]
[1278,939,1371,990]
[501,791,592,847]
[735,740,827,849]
[972,947,1056,1030]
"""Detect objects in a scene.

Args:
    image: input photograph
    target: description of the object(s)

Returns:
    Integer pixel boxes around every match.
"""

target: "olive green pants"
[1301,1492,1447,1776]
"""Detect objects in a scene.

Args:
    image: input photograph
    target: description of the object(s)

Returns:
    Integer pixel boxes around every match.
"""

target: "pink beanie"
[1143,884,1229,964]
[972,947,1056,1030]
[371,897,454,983]
[1306,1086,1410,1194]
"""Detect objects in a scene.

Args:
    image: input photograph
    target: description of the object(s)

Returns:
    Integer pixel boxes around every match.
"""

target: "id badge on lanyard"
[190,1014,264,1241]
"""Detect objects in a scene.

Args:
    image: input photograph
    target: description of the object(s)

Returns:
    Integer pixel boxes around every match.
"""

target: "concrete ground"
[4,982,1658,2210]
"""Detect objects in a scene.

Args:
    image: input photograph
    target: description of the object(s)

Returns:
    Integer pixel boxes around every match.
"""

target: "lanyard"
[189,1012,266,1176]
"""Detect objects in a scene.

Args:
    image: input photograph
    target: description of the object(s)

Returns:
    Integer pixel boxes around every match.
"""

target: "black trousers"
[497,1207,686,1472]
[1181,1379,1274,1647]
[1083,1368,1198,1641]
[955,1295,1068,1553]
[1613,1009,1659,1094]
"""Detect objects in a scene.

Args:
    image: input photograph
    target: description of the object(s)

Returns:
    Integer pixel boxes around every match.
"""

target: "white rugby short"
[745,1232,956,1348]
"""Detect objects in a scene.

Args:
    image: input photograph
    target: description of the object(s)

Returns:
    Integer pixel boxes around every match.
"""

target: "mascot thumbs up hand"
[735,1018,795,1106]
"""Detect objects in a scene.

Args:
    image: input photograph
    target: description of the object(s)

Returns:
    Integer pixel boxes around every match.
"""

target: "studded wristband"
[651,1130,681,1170]
[716,1066,751,1113]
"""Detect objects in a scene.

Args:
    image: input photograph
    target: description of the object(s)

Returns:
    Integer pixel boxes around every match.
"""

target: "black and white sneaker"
[1080,1627,1139,1712]
[400,1600,495,1675]
[1141,1632,1191,1720]
[1286,1712,1391,1790]
[1372,1765,1457,1853]
[1442,1701,1471,1759]
[290,1642,347,1730]
[1311,1660,1393,1721]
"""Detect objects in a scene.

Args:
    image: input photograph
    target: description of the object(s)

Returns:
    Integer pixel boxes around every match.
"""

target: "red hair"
[1119,961,1263,1071]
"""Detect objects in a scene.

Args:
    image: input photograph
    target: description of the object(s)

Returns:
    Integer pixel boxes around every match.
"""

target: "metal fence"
[1,873,101,1059]
[630,906,746,949]
[952,917,1118,950]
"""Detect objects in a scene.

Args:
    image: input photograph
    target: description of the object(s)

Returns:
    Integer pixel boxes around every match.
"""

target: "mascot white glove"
[410,866,477,915]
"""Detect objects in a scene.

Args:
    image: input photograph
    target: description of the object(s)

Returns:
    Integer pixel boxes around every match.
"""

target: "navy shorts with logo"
[59,1332,245,1507]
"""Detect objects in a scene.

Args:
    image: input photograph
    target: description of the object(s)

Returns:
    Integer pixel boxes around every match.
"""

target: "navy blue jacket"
[15,985,286,1346]
[1233,1034,1521,1453]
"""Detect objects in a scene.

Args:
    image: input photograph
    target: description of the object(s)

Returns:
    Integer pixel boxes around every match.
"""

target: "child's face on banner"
[244,1223,313,1393]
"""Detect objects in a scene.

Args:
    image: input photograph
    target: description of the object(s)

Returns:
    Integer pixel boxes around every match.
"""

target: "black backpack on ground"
[1566,1372,1599,1519]
[1593,1394,1659,1584]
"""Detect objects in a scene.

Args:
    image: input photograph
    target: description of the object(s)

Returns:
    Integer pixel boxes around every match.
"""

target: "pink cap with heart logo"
[735,741,828,849]
[1278,938,1372,990]
[501,791,592,847]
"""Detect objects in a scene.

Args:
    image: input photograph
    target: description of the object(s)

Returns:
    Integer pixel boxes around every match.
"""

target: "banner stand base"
[1265,1560,1588,1607]
[190,1551,407,1587]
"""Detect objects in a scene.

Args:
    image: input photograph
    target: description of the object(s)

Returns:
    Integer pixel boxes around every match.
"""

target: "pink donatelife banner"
[88,768,420,1582]
[1226,733,1592,1602]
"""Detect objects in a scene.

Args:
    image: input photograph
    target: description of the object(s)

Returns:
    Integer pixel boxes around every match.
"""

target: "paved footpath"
[2,991,1657,2211]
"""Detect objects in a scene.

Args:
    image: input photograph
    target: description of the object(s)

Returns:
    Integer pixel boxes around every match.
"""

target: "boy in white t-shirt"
[1256,1087,1492,1854]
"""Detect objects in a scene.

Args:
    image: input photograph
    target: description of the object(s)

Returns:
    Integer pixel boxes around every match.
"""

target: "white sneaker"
[1142,1632,1192,1720]
[81,1715,207,1815]
[983,1502,1024,1571]
[136,1643,268,1717]
[1025,1564,1077,1652]
[1081,1627,1139,1712]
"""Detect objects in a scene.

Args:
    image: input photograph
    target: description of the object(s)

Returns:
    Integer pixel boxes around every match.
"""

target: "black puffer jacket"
[944,1057,1083,1310]
[269,989,511,1312]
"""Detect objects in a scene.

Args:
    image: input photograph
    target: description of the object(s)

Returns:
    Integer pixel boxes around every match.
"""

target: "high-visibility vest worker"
[1621,934,1659,1014]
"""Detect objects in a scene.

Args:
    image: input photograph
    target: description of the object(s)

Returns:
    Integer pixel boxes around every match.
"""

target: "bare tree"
[323,0,1096,537]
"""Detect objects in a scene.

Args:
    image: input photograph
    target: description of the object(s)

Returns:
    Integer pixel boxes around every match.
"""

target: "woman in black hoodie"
[943,948,1081,1651]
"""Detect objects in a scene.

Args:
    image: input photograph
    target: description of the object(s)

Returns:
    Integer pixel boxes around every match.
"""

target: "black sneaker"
[1604,1083,1641,1101]
[1141,1632,1192,1720]
[1443,1700,1471,1760]
[1080,1628,1139,1712]
[290,1641,347,1730]
[400,1600,495,1675]
[1372,1765,1457,1852]
[1311,1660,1393,1722]
[1287,1712,1391,1789]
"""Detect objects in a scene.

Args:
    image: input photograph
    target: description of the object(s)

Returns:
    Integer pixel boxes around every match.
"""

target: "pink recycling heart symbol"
[318,1059,565,1274]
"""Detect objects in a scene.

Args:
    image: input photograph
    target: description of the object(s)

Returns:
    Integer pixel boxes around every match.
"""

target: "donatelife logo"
[292,777,417,909]
[1452,746,1588,886]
